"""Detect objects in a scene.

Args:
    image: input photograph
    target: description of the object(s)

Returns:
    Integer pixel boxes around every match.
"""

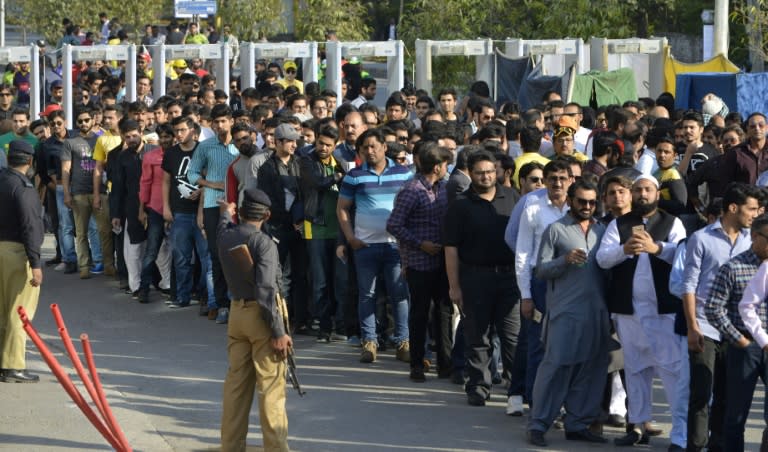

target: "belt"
[461,262,515,273]
[739,330,753,341]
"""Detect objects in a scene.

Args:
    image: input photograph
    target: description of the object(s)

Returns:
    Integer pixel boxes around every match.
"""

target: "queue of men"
[3,46,768,451]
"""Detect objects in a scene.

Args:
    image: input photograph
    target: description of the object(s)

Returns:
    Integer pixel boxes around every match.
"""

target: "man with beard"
[597,175,687,447]
[225,123,268,207]
[0,109,38,152]
[526,179,610,447]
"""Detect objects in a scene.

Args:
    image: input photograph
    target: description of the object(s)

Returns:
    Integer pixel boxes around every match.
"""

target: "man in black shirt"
[443,150,521,406]
[0,140,44,383]
[162,116,213,310]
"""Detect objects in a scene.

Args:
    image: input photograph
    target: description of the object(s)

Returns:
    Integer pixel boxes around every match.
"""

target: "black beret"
[8,140,34,156]
[242,187,271,208]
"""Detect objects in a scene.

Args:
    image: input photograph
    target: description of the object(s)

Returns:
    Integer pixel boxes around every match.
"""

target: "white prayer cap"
[633,174,659,188]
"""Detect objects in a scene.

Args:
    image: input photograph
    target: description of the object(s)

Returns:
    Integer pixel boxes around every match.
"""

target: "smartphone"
[632,225,645,235]
[532,309,543,324]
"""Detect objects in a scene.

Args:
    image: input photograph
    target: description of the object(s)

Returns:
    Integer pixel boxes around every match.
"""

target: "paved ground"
[0,236,766,451]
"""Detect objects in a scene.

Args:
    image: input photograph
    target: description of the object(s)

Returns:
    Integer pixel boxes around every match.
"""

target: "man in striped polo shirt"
[188,104,239,324]
[337,128,413,364]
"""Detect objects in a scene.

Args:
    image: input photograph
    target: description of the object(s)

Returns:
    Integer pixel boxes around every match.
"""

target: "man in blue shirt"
[337,128,412,364]
[682,183,761,452]
[187,104,239,324]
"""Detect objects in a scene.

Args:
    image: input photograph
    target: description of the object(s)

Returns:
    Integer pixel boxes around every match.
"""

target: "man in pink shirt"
[137,124,173,303]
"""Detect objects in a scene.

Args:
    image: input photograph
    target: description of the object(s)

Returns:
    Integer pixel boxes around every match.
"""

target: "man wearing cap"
[258,123,309,332]
[169,60,191,81]
[217,187,291,452]
[597,174,688,447]
[553,115,587,162]
[276,61,303,94]
[0,140,44,383]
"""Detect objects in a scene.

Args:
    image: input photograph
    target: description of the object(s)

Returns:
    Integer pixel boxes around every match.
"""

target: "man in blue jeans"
[163,116,214,309]
[337,128,412,364]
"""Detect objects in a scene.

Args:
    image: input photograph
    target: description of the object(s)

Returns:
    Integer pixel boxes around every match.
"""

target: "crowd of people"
[2,14,768,452]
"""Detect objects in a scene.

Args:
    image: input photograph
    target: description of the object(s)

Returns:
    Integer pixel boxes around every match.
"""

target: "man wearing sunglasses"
[276,61,304,94]
[526,179,610,446]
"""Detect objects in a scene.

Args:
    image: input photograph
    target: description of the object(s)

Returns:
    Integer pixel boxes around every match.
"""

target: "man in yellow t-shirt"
[513,126,551,190]
[275,61,303,94]
[92,105,123,197]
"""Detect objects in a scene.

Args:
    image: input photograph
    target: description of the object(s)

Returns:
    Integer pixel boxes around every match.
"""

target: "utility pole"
[713,0,728,57]
[747,0,765,71]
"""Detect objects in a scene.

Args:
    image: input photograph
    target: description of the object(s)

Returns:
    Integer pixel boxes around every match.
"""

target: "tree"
[294,0,372,41]
[14,0,173,45]
[218,0,286,41]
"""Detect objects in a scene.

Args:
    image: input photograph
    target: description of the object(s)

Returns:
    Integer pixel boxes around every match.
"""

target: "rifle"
[227,244,305,397]
[277,292,306,397]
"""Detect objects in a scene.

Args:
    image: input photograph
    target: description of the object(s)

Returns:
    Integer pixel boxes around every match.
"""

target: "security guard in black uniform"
[0,140,44,383]
[217,187,292,452]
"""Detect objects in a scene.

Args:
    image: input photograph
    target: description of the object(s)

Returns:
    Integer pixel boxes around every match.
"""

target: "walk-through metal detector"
[326,40,404,108]
[590,37,667,98]
[504,38,588,75]
[0,46,38,117]
[414,39,494,98]
[66,44,133,128]
[239,42,319,91]
[150,44,228,98]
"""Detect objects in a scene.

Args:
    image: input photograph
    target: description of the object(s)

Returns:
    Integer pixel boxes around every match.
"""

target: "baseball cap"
[40,104,62,117]
[554,115,578,137]
[172,59,188,69]
[274,123,301,141]
[284,60,297,71]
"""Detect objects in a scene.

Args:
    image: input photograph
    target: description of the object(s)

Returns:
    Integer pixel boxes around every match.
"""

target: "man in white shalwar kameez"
[596,175,687,448]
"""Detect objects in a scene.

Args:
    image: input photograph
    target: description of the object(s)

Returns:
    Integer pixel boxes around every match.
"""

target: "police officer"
[217,187,292,452]
[0,140,44,383]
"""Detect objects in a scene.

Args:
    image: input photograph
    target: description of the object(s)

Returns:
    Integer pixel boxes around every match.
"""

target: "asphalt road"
[0,236,765,451]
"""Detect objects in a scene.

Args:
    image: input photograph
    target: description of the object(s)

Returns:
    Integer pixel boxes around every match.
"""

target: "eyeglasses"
[526,176,543,183]
[76,118,91,124]
[547,175,569,183]
[397,136,409,142]
[51,121,64,126]
[286,69,296,74]
[574,198,597,207]
[0,92,12,96]
[394,156,407,163]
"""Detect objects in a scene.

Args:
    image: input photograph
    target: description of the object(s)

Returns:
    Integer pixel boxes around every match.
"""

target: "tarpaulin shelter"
[570,68,638,107]
[675,72,768,117]
[663,47,739,95]
[495,50,573,110]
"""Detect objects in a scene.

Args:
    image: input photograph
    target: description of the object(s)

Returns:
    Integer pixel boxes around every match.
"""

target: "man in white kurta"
[596,175,687,447]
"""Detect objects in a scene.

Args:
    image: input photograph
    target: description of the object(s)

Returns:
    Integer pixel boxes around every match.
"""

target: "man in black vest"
[596,174,688,448]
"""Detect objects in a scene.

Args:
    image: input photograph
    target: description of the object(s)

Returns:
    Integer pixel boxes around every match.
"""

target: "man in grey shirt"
[526,178,610,447]
[61,106,114,279]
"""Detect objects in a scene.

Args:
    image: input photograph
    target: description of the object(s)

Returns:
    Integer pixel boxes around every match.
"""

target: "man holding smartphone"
[597,175,687,449]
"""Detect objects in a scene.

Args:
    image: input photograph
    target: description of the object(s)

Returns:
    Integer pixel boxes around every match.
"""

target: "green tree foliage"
[15,0,172,45]
[294,0,372,41]
[218,0,286,41]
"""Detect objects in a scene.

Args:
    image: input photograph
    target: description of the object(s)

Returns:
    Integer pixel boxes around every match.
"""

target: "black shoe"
[451,370,466,385]
[644,421,663,436]
[168,302,189,309]
[614,430,648,447]
[160,288,172,299]
[315,332,331,343]
[492,373,503,385]
[467,392,486,406]
[603,413,626,427]
[565,428,607,443]
[138,291,150,304]
[527,430,547,447]
[293,324,315,336]
[45,257,62,266]
[409,368,426,382]
[1,369,40,383]
[63,262,78,274]
[118,279,129,291]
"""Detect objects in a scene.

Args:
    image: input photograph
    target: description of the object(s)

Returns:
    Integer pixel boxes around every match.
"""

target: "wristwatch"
[654,241,663,256]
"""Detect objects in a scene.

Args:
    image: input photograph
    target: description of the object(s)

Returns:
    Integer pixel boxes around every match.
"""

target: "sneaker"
[396,341,411,363]
[360,340,377,363]
[330,332,348,342]
[54,262,67,271]
[347,335,361,347]
[165,298,175,305]
[316,333,331,343]
[63,262,78,274]
[131,290,139,299]
[215,307,229,324]
[451,370,467,385]
[506,395,524,416]
[80,269,91,279]
[45,257,61,266]
[104,265,116,277]
[168,302,190,309]
[137,291,150,304]
[90,264,104,275]
[207,308,219,321]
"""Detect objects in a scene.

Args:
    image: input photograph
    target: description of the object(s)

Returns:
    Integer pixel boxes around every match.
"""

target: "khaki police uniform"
[217,188,289,452]
[0,141,44,375]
